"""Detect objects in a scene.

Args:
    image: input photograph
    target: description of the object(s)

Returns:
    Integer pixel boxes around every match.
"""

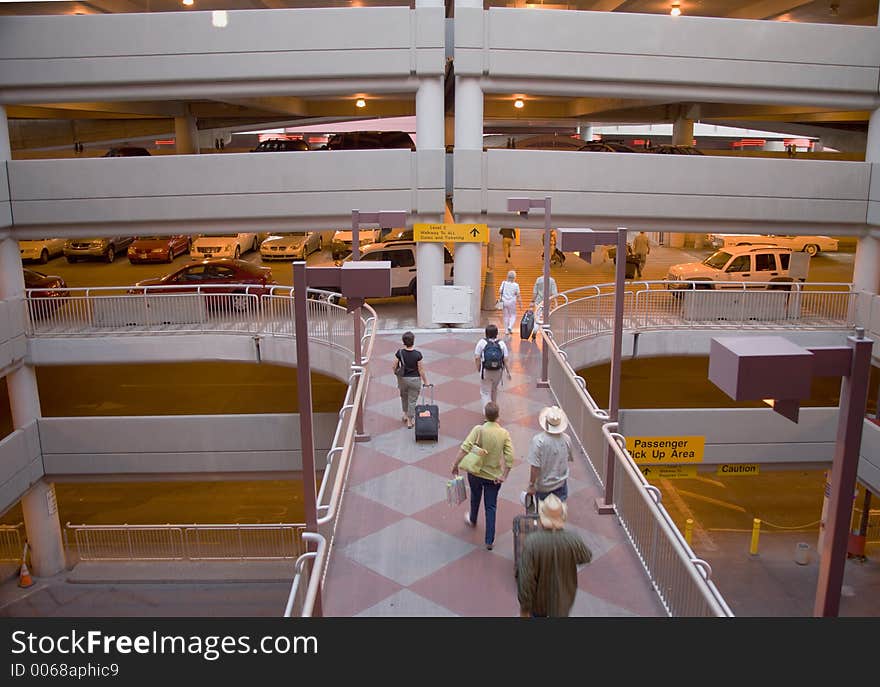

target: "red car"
[128,235,192,264]
[132,259,277,309]
[23,268,69,317]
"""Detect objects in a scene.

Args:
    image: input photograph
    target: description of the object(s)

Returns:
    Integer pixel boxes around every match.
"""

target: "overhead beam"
[725,0,814,20]
[81,0,143,13]
[212,97,309,117]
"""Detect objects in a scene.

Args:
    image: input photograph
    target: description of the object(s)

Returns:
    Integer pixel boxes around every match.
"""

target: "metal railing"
[550,281,855,348]
[0,523,24,562]
[603,425,733,617]
[282,532,327,618]
[25,284,360,354]
[66,522,308,561]
[543,328,733,616]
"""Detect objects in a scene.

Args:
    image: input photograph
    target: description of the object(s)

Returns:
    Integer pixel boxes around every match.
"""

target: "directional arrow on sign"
[641,467,651,476]
[470,227,480,237]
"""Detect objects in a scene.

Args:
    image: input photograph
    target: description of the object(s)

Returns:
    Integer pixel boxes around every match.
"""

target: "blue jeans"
[536,481,568,502]
[467,473,501,546]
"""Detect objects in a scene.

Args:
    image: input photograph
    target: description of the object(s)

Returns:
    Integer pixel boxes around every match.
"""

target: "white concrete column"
[416,74,446,327]
[672,116,694,146]
[174,111,200,155]
[21,481,66,576]
[453,75,484,326]
[854,108,880,294]
[0,105,11,159]
[577,123,593,142]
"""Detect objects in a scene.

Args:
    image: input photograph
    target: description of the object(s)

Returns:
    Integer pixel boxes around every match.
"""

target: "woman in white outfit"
[499,270,522,335]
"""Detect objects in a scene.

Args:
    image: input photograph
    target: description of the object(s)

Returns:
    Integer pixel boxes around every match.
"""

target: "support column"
[453,73,483,327]
[577,123,593,142]
[854,107,880,294]
[174,109,200,155]
[672,115,694,147]
[0,105,10,159]
[20,482,65,577]
[415,71,446,327]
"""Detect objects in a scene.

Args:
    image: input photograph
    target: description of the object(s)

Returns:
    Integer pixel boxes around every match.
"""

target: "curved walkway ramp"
[322,331,665,617]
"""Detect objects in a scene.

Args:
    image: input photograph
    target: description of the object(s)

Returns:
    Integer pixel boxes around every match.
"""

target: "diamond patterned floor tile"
[350,464,450,514]
[569,589,642,617]
[346,445,405,486]
[355,588,460,617]
[366,429,461,465]
[342,518,476,586]
[322,554,402,618]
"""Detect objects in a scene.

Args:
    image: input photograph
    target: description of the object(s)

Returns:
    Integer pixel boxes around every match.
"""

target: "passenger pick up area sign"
[414,223,489,243]
[625,436,705,464]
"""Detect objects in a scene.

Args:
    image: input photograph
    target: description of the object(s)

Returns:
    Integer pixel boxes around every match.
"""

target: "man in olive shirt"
[518,494,592,617]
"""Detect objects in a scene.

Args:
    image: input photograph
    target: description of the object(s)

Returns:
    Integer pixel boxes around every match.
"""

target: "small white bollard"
[795,542,810,565]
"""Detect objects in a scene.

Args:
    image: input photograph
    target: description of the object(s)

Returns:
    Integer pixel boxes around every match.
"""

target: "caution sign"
[413,223,489,244]
[640,465,697,480]
[625,436,705,464]
[717,464,759,477]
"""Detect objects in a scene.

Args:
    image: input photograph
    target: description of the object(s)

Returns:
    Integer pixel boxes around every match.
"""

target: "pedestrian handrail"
[66,522,308,561]
[602,425,734,617]
[550,280,856,349]
[0,523,24,562]
[282,532,327,618]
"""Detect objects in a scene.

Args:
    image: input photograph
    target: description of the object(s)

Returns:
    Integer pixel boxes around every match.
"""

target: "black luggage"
[625,256,638,279]
[413,384,439,441]
[513,494,540,577]
[520,309,535,340]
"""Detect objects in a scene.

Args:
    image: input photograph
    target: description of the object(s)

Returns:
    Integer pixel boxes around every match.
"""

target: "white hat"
[538,494,567,530]
[538,405,568,434]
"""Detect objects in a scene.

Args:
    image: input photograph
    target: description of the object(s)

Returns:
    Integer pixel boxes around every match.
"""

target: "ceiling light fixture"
[182,0,194,6]
[212,10,228,28]
[670,2,681,16]
[355,98,366,108]
[514,99,524,109]
[829,1,840,16]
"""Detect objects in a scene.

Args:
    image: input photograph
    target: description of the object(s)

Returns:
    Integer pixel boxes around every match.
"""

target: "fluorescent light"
[356,99,366,108]
[183,0,194,6]
[670,3,681,15]
[514,99,524,109]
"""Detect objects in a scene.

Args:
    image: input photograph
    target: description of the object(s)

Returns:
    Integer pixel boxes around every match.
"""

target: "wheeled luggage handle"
[420,383,435,406]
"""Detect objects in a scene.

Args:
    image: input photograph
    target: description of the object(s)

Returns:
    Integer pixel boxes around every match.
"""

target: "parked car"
[646,144,703,155]
[132,259,277,310]
[330,228,384,260]
[322,131,415,151]
[64,236,135,263]
[23,267,68,316]
[579,140,638,153]
[259,231,323,261]
[128,235,192,264]
[19,238,65,264]
[666,245,805,289]
[190,233,259,261]
[103,146,151,157]
[335,240,453,300]
[706,233,838,257]
[251,138,310,152]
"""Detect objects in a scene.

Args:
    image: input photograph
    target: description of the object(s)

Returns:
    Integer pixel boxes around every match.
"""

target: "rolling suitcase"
[413,383,439,441]
[625,256,638,279]
[520,309,535,340]
[513,494,540,577]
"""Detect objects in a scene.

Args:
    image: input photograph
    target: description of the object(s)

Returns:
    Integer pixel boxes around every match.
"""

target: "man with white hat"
[518,494,592,617]
[526,405,574,502]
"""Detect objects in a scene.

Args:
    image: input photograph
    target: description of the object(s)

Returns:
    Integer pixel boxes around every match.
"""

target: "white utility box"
[432,285,472,324]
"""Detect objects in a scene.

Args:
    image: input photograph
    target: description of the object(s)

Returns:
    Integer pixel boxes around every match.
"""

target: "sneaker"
[464,513,475,527]
[485,543,494,551]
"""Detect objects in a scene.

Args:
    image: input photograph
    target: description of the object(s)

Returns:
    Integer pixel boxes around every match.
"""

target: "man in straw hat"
[518,494,592,617]
[526,405,574,502]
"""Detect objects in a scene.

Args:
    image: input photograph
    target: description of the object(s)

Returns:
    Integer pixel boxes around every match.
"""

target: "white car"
[190,233,259,261]
[259,232,323,261]
[706,233,838,256]
[666,245,806,289]
[20,238,65,264]
[338,240,453,299]
[330,229,387,260]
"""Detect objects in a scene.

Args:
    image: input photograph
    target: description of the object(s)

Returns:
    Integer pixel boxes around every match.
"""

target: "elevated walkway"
[321,330,666,617]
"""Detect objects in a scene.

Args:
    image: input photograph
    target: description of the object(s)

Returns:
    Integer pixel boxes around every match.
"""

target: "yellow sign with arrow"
[413,223,489,244]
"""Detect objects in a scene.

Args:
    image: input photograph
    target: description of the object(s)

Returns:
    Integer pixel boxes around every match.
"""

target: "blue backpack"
[481,339,504,375]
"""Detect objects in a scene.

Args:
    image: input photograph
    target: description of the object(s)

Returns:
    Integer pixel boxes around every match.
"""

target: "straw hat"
[538,405,568,434]
[538,494,567,530]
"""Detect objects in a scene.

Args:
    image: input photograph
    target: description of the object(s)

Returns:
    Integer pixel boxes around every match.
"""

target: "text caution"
[640,466,697,479]
[414,223,489,244]
[626,436,705,464]
[717,464,759,476]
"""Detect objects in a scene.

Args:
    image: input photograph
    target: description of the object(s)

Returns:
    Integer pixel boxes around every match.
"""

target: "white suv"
[667,245,807,288]
[338,241,453,299]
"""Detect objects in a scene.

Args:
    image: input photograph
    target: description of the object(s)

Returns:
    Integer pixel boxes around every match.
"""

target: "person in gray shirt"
[526,405,573,502]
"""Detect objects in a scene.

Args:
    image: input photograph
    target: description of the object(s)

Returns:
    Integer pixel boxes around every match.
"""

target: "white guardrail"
[549,281,855,348]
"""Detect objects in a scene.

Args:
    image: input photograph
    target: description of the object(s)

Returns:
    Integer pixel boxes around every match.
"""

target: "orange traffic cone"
[18,560,34,588]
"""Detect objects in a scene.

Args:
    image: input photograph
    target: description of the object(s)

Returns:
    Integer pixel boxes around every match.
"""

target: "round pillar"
[672,117,694,146]
[852,236,880,294]
[174,113,200,155]
[454,77,483,151]
[21,481,66,577]
[577,123,593,142]
[417,242,445,326]
[453,243,482,327]
[0,105,11,159]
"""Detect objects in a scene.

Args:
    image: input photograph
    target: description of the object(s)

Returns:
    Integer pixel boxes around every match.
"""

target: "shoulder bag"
[458,426,489,474]
[394,349,406,377]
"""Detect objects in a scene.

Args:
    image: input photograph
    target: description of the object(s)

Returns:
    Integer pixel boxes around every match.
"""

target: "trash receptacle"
[795,542,810,565]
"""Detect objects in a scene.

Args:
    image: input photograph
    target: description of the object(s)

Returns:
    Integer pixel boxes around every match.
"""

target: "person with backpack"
[474,323,510,410]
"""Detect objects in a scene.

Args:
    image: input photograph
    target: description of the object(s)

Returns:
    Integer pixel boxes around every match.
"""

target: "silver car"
[259,232,323,261]
[64,236,135,263]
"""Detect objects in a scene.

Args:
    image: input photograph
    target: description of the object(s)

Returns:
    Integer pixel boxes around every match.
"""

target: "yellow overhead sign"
[626,436,705,464]
[639,465,697,480]
[717,464,760,477]
[413,223,489,244]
